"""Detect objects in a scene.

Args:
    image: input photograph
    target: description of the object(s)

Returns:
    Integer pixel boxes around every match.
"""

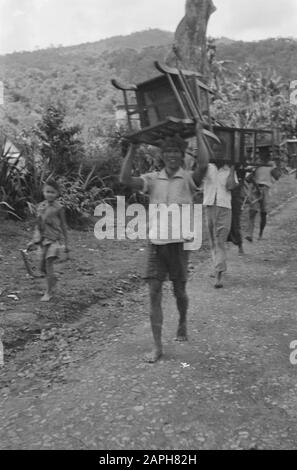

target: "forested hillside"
[215,37,297,81]
[0,29,296,139]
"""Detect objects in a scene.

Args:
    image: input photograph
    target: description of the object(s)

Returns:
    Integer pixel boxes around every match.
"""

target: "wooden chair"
[112,61,220,146]
[112,62,278,166]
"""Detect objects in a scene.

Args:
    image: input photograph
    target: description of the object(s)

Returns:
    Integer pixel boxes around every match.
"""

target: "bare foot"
[214,282,223,289]
[215,271,223,288]
[41,293,52,302]
[175,323,188,342]
[144,348,163,364]
[238,246,244,255]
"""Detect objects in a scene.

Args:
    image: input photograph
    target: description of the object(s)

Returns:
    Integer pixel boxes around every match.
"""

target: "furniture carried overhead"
[112,61,220,146]
[112,61,280,164]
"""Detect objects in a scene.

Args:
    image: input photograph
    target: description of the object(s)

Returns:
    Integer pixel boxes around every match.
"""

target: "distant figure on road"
[120,123,210,363]
[203,157,238,288]
[246,151,280,242]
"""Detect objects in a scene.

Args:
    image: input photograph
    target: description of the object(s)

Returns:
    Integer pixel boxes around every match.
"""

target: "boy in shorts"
[120,122,210,363]
[28,179,69,302]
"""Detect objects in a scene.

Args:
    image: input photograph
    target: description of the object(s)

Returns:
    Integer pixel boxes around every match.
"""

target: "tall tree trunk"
[166,0,216,82]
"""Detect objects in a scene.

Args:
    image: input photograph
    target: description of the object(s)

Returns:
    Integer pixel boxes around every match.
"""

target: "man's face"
[162,147,183,171]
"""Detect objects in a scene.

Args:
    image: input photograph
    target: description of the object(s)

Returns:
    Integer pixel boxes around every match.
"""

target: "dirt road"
[1,179,297,450]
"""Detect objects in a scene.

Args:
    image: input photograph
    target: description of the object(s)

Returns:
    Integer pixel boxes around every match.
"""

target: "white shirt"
[203,163,238,209]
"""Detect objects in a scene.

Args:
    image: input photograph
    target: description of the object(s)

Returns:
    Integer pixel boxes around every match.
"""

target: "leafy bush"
[57,171,116,226]
[34,104,84,176]
[0,138,26,218]
[0,201,20,220]
[0,133,51,218]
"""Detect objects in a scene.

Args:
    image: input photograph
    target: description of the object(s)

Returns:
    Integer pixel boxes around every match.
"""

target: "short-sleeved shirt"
[141,168,198,245]
[255,166,275,188]
[35,200,64,243]
[203,163,238,209]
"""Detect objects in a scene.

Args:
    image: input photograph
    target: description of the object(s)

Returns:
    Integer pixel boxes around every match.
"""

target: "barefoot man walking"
[120,123,210,362]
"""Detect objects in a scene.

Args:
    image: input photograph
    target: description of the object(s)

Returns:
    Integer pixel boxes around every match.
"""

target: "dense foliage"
[210,62,297,135]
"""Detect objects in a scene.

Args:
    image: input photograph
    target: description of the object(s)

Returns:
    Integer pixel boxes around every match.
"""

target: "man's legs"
[206,206,223,285]
[145,279,164,363]
[246,209,257,242]
[259,211,267,239]
[214,207,232,287]
[173,280,189,341]
[233,198,244,254]
[236,207,244,254]
[259,187,269,239]
[229,204,244,254]
[206,206,216,268]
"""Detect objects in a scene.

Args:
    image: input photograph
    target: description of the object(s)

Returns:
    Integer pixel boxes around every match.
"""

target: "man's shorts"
[145,243,189,282]
[258,185,269,213]
[250,185,269,213]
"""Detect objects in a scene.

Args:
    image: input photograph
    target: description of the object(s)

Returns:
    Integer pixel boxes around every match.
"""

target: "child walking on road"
[28,179,69,302]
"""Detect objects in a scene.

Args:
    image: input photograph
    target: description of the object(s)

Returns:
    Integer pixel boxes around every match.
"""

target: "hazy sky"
[1,0,297,54]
